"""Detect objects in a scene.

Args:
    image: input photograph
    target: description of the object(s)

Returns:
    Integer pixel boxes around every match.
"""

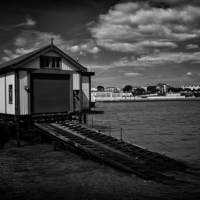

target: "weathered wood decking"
[34,121,198,185]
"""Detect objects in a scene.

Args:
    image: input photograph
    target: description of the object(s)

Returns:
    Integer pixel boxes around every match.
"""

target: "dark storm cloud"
[117,0,200,7]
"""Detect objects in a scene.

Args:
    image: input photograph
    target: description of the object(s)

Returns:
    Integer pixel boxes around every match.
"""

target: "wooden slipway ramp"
[34,122,200,185]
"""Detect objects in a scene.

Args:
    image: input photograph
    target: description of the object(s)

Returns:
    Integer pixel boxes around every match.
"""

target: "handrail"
[85,117,132,143]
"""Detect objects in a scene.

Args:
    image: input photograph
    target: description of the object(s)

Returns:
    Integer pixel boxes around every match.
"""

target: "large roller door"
[32,74,70,114]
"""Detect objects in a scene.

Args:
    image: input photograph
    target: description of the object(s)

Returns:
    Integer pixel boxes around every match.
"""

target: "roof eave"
[81,71,95,76]
[0,65,15,73]
[13,45,52,69]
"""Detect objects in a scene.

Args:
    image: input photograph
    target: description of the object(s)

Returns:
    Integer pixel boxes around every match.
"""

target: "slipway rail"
[34,122,198,185]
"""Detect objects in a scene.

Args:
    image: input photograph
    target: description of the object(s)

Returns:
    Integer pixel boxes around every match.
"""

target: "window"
[96,93,101,97]
[40,56,61,69]
[9,85,13,104]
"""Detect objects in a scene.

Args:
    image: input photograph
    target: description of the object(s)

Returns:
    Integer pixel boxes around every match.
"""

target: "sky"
[1,0,200,88]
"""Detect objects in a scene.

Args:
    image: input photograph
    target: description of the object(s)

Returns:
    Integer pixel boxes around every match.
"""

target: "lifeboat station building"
[0,42,99,133]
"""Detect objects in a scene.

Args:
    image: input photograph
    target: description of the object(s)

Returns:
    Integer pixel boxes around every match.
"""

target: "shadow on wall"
[82,91,90,110]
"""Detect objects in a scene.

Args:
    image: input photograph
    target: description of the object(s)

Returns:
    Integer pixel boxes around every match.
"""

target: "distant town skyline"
[92,83,200,90]
[1,0,200,87]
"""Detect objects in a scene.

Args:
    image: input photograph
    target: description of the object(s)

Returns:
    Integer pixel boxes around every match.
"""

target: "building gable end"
[19,49,81,71]
[17,47,85,72]
[0,44,87,73]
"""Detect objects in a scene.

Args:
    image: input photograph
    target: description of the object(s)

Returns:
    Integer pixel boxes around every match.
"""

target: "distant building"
[156,83,170,94]
[91,87,98,92]
[93,92,133,101]
[104,87,120,92]
[181,85,200,90]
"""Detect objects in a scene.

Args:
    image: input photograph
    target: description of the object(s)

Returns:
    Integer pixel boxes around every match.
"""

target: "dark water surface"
[86,101,200,199]
[1,101,200,200]
[89,101,200,165]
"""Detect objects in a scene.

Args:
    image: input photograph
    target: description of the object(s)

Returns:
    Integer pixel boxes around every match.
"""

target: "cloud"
[13,30,65,48]
[112,56,135,67]
[2,30,65,61]
[86,51,200,71]
[2,48,37,61]
[86,63,112,70]
[0,16,36,32]
[118,68,142,76]
[2,30,99,61]
[13,30,100,56]
[13,31,99,56]
[186,44,199,49]
[124,72,141,76]
[186,72,192,76]
[186,71,200,78]
[111,52,200,68]
[15,48,36,55]
[78,50,200,74]
[14,38,27,46]
[14,16,36,28]
[66,41,100,55]
[89,2,200,53]
[2,49,19,62]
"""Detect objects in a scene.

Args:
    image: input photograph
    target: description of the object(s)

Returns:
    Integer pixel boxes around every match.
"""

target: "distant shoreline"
[96,97,200,102]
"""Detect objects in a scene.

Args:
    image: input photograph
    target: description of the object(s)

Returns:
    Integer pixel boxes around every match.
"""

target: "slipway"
[34,121,199,185]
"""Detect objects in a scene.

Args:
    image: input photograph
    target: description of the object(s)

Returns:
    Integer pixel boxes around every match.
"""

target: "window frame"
[40,56,61,69]
[9,84,13,104]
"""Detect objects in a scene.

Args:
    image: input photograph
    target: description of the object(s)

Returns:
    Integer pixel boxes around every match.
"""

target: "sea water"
[88,101,200,164]
[83,101,200,200]
[1,101,200,200]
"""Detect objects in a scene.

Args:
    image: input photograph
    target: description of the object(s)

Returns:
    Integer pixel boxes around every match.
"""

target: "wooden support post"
[3,121,10,142]
[83,115,87,124]
[16,120,20,147]
[27,117,31,131]
[79,112,82,124]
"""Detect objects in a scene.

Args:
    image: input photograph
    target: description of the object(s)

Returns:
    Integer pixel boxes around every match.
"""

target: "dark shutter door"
[32,74,70,114]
